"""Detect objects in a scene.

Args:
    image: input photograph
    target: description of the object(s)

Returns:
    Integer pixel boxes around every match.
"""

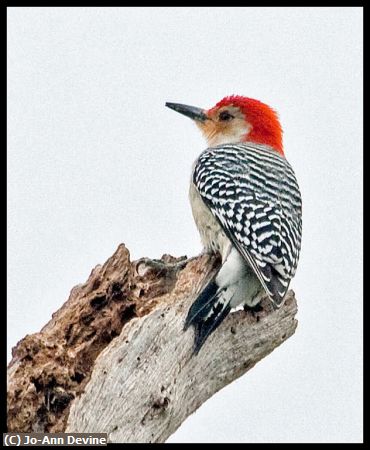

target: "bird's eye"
[219,111,234,121]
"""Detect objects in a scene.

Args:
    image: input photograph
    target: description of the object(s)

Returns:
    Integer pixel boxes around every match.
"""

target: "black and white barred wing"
[193,143,302,306]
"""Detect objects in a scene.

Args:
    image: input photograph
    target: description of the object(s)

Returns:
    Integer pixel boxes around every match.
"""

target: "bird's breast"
[189,182,231,261]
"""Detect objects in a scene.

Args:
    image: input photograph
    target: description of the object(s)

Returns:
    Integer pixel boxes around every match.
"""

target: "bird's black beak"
[165,102,208,123]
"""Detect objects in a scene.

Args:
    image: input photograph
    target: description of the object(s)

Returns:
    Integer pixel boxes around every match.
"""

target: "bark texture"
[7,243,298,442]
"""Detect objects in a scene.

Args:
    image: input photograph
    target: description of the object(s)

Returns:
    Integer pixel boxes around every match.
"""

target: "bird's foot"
[243,302,264,319]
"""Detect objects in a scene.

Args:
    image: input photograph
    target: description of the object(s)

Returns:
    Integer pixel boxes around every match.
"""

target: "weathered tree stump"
[7,244,298,442]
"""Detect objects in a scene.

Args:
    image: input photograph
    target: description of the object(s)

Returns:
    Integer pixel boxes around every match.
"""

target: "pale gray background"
[8,7,363,443]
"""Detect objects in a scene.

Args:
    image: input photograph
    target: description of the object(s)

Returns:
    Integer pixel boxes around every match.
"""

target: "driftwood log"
[7,243,298,443]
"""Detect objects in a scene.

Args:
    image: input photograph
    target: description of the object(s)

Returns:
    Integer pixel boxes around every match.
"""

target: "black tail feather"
[193,301,231,354]
[184,278,231,354]
[183,279,218,331]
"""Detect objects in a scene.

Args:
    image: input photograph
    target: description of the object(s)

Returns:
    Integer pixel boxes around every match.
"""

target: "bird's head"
[166,95,283,155]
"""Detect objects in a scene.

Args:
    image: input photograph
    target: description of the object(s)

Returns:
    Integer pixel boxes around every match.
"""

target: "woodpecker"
[166,95,302,354]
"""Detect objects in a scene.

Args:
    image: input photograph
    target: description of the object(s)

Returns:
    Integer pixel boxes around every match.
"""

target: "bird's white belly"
[189,183,231,262]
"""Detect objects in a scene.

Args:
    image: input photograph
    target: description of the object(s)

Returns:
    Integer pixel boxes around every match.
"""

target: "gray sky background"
[7,7,363,443]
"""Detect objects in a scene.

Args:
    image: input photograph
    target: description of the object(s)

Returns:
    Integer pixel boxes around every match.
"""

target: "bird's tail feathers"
[184,278,231,354]
[193,298,231,354]
[183,279,219,331]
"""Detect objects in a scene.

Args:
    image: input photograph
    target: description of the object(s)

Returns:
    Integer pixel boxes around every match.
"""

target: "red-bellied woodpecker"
[166,95,302,354]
